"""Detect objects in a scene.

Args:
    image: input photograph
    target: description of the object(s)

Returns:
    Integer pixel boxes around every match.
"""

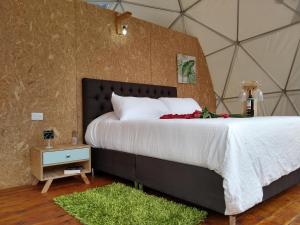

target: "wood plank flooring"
[0,175,299,225]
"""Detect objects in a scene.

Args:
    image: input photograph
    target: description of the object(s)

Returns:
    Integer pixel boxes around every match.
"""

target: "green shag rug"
[54,183,207,225]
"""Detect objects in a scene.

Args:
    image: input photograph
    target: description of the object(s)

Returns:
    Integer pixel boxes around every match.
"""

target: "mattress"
[85,112,300,215]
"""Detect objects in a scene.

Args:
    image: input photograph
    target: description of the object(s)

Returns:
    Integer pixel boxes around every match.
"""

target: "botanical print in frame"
[177,54,196,84]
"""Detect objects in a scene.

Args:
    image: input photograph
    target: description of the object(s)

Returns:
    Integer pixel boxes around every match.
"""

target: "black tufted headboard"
[82,78,177,139]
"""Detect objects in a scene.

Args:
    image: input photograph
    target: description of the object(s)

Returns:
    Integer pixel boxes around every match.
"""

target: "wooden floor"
[0,175,299,225]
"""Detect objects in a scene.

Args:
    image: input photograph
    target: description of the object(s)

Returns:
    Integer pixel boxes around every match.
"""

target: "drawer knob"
[66,154,71,158]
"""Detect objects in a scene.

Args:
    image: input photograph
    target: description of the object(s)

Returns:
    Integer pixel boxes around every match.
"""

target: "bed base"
[92,148,300,216]
[136,154,226,213]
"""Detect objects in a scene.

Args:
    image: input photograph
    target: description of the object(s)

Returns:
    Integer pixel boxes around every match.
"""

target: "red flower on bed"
[222,113,229,118]
[160,110,202,119]
[160,108,236,119]
[193,110,201,118]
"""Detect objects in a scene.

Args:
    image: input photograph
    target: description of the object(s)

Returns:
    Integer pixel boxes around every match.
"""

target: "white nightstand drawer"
[43,148,89,166]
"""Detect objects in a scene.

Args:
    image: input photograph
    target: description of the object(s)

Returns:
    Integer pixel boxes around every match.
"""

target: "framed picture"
[177,54,196,84]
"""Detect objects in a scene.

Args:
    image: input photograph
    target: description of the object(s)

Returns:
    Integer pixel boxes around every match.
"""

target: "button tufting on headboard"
[82,78,177,141]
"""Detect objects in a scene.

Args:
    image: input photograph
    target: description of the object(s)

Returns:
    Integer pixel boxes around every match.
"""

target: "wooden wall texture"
[0,0,215,189]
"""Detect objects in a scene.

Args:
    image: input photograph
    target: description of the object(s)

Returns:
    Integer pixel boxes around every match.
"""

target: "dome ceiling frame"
[88,0,300,116]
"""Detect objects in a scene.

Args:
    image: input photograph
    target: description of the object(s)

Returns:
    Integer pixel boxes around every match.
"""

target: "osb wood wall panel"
[0,0,77,189]
[0,0,215,189]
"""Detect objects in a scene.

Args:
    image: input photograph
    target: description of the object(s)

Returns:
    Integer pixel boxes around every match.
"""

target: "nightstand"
[31,144,91,193]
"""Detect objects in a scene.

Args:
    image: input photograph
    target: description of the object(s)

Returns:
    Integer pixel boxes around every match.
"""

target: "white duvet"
[85,112,300,215]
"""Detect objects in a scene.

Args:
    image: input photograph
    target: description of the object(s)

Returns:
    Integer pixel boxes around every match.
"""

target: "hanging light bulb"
[121,25,128,36]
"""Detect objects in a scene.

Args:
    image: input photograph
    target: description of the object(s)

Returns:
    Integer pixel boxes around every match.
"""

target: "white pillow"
[159,97,202,114]
[111,92,169,120]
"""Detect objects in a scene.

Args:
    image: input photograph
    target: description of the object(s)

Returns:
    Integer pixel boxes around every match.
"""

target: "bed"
[82,78,300,224]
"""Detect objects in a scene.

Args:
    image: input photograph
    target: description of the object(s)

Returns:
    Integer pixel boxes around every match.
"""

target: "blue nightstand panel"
[43,148,89,166]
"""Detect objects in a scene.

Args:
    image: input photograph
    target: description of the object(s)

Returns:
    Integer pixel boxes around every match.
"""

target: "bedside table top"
[32,144,90,152]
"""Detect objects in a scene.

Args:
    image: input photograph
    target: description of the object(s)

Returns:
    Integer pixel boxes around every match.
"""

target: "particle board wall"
[0,0,215,189]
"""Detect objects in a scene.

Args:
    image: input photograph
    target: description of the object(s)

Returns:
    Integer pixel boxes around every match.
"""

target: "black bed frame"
[82,78,300,215]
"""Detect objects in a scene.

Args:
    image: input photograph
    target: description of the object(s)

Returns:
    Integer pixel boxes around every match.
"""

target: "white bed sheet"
[85,112,300,215]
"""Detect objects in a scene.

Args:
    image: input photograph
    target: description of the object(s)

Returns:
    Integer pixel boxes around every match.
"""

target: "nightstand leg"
[81,173,90,184]
[32,178,39,186]
[41,179,53,193]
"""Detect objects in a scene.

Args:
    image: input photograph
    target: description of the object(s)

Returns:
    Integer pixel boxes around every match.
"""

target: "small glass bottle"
[71,130,78,145]
[246,90,254,117]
